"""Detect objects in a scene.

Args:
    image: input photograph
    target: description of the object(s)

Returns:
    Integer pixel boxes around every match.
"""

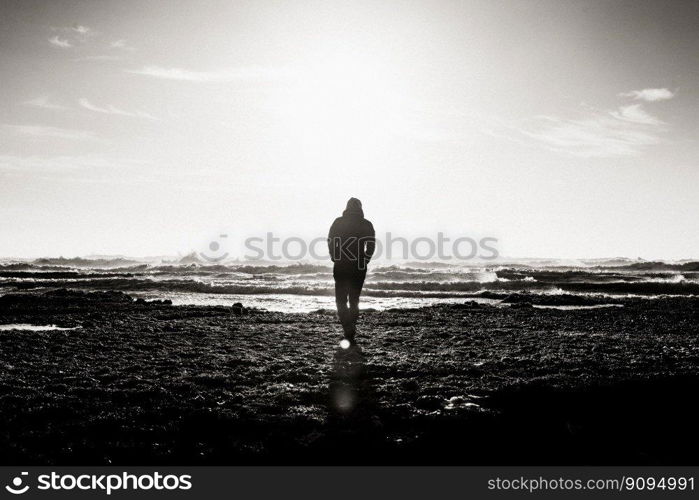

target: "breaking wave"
[1,259,697,310]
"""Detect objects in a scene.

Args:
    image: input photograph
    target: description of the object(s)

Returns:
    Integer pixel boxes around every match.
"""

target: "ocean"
[1,258,698,313]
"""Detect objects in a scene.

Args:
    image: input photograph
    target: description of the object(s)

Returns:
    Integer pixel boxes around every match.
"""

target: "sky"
[1,0,698,260]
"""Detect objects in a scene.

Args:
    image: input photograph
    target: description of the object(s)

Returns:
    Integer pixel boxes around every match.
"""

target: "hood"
[342,197,364,218]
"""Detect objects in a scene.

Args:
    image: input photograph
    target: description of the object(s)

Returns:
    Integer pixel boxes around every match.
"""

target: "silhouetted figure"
[328,198,375,343]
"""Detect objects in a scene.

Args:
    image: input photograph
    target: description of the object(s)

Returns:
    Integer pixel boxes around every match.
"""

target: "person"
[327,198,375,343]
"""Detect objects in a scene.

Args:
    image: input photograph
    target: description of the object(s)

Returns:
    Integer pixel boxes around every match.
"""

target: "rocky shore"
[1,290,698,464]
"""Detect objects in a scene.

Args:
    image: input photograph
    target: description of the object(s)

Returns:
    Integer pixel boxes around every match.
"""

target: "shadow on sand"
[328,344,377,418]
[323,344,388,458]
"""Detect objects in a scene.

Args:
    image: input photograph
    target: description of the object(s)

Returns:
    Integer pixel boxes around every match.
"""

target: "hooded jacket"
[327,198,375,272]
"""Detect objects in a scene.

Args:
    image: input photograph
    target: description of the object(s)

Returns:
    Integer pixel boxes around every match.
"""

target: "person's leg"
[334,276,350,331]
[347,272,366,327]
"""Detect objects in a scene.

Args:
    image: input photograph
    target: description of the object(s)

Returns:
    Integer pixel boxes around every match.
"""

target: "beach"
[1,287,697,465]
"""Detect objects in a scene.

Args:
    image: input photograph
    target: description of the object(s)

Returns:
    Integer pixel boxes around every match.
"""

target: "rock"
[177,252,203,265]
[148,299,173,305]
[402,379,419,392]
[415,395,442,411]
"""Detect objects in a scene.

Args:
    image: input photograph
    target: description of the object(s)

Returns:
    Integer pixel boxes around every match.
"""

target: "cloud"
[5,124,97,141]
[73,55,123,62]
[516,108,665,158]
[0,154,145,172]
[510,88,676,157]
[619,88,675,102]
[0,155,156,185]
[78,98,157,120]
[110,39,134,51]
[49,36,73,48]
[65,24,96,42]
[609,104,663,125]
[0,155,100,173]
[71,24,92,36]
[126,65,289,82]
[48,24,95,48]
[23,96,67,111]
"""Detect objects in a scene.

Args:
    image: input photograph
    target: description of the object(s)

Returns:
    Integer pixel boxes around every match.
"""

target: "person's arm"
[364,222,376,265]
[327,219,339,262]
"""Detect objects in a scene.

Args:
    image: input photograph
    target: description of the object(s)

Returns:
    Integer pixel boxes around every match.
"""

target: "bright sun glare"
[271,56,409,161]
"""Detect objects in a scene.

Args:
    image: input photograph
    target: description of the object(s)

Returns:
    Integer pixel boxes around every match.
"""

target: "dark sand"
[0,290,698,465]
